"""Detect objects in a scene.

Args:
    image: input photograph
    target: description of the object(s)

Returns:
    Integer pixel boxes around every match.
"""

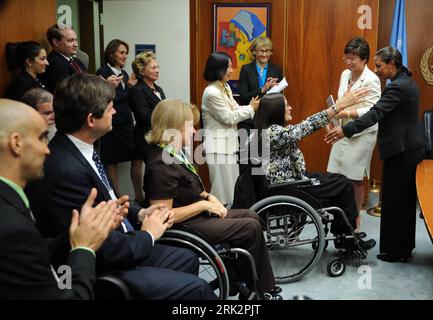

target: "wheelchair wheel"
[327,259,346,277]
[250,195,325,283]
[158,229,230,300]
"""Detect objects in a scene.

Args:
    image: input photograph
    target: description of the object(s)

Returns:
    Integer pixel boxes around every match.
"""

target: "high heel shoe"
[376,253,412,262]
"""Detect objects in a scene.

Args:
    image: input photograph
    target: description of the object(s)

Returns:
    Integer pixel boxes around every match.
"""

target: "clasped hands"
[203,193,227,219]
[138,203,174,240]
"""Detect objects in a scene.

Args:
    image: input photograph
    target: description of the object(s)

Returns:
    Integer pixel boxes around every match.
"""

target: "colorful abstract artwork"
[213,4,271,94]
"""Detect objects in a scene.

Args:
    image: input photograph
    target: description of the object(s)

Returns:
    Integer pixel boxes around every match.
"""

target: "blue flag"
[390,0,408,67]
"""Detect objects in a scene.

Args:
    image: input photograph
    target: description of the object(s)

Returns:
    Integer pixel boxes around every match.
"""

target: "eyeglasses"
[342,55,361,62]
[256,49,272,55]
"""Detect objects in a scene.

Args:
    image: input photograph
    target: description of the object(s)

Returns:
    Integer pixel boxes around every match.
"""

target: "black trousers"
[380,146,425,256]
[304,172,358,235]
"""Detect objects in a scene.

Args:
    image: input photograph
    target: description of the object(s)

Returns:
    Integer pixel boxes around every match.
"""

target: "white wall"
[102,0,190,198]
[103,0,190,102]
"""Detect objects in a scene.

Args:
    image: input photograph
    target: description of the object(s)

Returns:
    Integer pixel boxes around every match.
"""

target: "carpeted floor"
[277,210,433,300]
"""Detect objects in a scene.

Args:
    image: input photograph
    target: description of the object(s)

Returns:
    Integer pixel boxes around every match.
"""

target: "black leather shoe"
[268,286,282,295]
[358,238,376,251]
[377,253,412,262]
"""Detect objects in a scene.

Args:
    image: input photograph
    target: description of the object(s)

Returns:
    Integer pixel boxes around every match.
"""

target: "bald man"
[0,99,118,299]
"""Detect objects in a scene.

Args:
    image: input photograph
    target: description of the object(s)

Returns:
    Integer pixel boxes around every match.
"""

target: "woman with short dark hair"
[4,41,48,101]
[201,52,259,206]
[327,37,381,232]
[96,39,144,204]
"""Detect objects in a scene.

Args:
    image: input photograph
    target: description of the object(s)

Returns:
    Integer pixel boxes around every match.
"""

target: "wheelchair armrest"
[95,274,132,300]
[268,179,313,190]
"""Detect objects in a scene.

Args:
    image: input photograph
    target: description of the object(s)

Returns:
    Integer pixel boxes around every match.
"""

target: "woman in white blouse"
[201,52,259,206]
[327,37,381,231]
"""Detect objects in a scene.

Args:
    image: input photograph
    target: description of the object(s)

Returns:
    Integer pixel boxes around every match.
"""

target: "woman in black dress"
[4,41,48,101]
[96,39,144,203]
[129,51,166,161]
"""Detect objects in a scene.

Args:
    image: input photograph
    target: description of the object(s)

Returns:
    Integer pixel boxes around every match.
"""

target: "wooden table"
[416,160,433,238]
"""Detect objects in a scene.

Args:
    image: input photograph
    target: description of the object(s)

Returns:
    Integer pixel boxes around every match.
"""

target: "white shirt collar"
[56,50,75,62]
[66,134,94,160]
[107,63,122,77]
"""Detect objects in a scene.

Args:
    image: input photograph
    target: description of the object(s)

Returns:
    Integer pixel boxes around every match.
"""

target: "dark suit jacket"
[0,180,95,299]
[238,61,283,105]
[129,80,166,158]
[343,72,426,160]
[26,132,154,271]
[3,71,46,101]
[41,50,87,93]
[96,65,133,127]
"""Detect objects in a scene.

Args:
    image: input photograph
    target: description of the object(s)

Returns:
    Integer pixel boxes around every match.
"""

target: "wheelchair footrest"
[338,248,368,264]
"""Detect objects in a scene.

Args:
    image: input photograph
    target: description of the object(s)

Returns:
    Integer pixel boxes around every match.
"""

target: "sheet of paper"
[266,77,288,94]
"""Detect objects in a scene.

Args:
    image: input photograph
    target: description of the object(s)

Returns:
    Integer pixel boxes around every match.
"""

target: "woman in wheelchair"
[254,92,376,251]
[143,99,282,300]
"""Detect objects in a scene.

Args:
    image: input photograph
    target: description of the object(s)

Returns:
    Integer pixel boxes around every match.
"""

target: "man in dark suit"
[41,24,87,93]
[0,99,118,299]
[26,74,216,299]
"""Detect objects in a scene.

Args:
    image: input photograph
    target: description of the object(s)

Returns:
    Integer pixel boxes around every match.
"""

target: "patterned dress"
[263,110,329,185]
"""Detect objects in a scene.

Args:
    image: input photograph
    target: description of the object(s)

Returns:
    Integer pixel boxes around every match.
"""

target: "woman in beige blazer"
[327,37,381,230]
[202,52,259,206]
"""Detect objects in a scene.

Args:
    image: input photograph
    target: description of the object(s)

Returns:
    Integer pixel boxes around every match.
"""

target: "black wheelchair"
[234,159,369,283]
[95,225,266,300]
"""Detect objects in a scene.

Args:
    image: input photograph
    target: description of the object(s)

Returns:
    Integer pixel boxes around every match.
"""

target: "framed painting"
[213,3,271,94]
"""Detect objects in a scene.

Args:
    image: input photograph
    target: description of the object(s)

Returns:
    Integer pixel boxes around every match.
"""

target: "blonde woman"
[201,52,259,206]
[130,51,165,160]
[239,36,283,105]
[144,99,282,300]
